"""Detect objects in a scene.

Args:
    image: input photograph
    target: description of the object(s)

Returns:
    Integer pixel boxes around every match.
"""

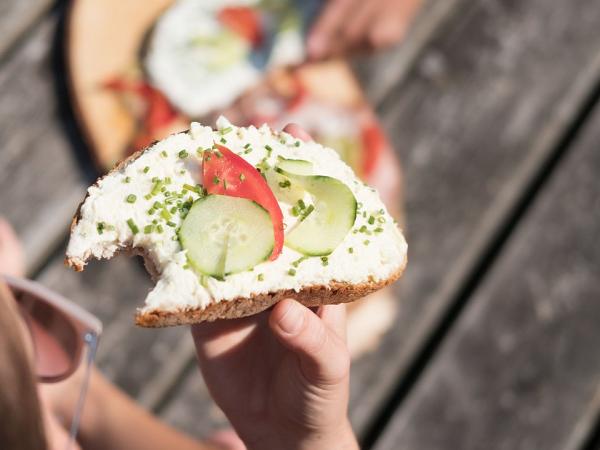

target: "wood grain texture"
[374,98,600,450]
[0,19,86,274]
[0,0,53,60]
[347,0,600,435]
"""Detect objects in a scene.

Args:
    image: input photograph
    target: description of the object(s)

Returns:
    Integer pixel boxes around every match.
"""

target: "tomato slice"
[218,7,263,48]
[361,123,387,179]
[203,144,283,260]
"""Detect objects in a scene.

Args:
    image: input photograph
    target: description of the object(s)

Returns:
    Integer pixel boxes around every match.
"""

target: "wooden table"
[2,0,600,448]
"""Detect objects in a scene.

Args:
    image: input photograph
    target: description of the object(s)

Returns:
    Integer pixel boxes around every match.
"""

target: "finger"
[282,123,313,142]
[342,0,379,48]
[318,304,347,342]
[191,313,266,360]
[368,0,422,49]
[269,299,350,385]
[307,0,355,59]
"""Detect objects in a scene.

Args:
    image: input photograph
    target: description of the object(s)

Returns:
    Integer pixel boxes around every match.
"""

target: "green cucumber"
[279,169,357,256]
[179,195,273,278]
[276,157,313,175]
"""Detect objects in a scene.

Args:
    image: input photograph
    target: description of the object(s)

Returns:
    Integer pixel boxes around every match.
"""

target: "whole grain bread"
[65,131,407,327]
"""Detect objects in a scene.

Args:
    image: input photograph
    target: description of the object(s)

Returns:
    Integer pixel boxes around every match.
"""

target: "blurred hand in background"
[308,0,423,60]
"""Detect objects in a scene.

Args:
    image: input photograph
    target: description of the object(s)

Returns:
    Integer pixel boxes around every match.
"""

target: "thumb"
[269,299,350,385]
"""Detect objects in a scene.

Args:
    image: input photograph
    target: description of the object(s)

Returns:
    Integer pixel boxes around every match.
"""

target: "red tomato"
[203,144,284,260]
[218,7,263,48]
[361,123,387,178]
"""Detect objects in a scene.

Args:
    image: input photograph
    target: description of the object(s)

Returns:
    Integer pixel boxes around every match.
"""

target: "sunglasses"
[3,275,102,449]
[3,275,102,383]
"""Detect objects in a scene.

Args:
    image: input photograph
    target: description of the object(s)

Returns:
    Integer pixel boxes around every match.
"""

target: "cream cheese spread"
[67,117,407,312]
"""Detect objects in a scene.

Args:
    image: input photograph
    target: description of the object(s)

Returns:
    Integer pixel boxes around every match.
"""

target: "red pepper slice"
[203,144,283,260]
[361,122,387,178]
[218,7,263,48]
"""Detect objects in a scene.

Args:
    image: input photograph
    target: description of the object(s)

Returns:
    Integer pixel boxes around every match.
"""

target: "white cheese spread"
[67,117,407,312]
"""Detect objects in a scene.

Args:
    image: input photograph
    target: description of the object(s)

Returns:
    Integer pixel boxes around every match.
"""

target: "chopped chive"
[301,204,315,221]
[179,170,186,175]
[151,180,163,195]
[152,219,158,224]
[244,143,251,149]
[153,201,162,209]
[379,208,385,214]
[214,150,223,158]
[156,224,164,233]
[257,273,264,281]
[348,247,354,254]
[183,264,190,270]
[144,224,154,234]
[220,126,233,135]
[244,148,252,154]
[321,256,329,266]
[182,184,197,193]
[96,222,105,235]
[165,177,172,184]
[279,179,291,188]
[144,194,152,200]
[170,206,177,214]
[166,221,176,227]
[161,150,168,158]
[378,217,386,223]
[363,239,370,245]
[297,199,306,210]
[126,194,137,204]
[196,148,204,157]
[178,150,189,159]
[161,209,172,221]
[160,186,167,193]
[213,176,220,185]
[292,256,307,268]
[291,206,300,217]
[264,145,273,155]
[368,216,375,225]
[288,268,296,276]
[123,176,131,183]
[143,166,150,173]
[359,225,368,233]
[239,173,246,182]
[127,219,139,234]
[279,138,286,144]
[147,208,155,215]
[220,137,227,144]
[294,140,300,147]
[160,208,172,220]
[374,227,384,233]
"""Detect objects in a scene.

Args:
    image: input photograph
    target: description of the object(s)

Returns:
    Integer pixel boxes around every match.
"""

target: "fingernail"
[278,300,304,335]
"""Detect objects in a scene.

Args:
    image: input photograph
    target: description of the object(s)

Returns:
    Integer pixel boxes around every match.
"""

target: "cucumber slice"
[179,195,274,278]
[282,172,357,256]
[276,157,314,175]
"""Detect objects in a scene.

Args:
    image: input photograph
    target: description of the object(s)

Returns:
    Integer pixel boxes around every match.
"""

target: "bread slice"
[66,118,407,327]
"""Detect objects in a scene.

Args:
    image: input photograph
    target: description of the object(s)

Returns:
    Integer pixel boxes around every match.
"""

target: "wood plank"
[0,0,53,61]
[158,0,600,439]
[0,18,87,275]
[374,98,600,450]
[351,0,600,436]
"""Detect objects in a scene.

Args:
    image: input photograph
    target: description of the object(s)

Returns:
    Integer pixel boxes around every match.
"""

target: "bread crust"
[135,261,405,327]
